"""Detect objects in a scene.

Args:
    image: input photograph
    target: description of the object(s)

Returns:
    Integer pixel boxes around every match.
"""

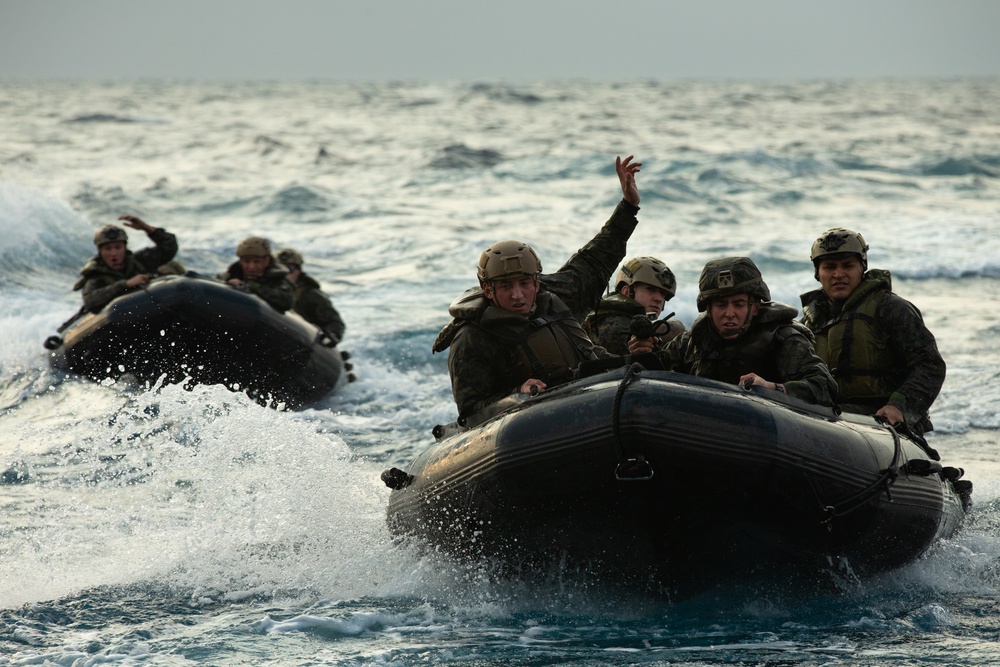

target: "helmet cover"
[93,224,128,247]
[696,256,770,312]
[477,240,542,282]
[236,236,271,258]
[615,256,677,299]
[810,227,868,273]
[276,248,304,267]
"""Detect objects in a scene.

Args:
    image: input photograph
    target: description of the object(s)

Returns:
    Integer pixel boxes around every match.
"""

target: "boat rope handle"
[612,362,654,481]
[820,420,902,523]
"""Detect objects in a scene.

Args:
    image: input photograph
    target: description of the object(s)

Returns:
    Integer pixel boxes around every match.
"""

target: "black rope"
[612,362,654,480]
[820,419,902,523]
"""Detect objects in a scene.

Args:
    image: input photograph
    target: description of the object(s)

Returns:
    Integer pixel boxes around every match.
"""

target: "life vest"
[806,272,898,403]
[477,292,600,386]
[434,288,599,385]
[686,303,803,385]
[73,253,152,291]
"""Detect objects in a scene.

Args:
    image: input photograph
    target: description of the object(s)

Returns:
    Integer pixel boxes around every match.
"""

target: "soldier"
[434,155,642,424]
[630,256,837,406]
[218,236,294,313]
[276,248,346,345]
[800,228,945,433]
[585,256,686,355]
[74,215,180,313]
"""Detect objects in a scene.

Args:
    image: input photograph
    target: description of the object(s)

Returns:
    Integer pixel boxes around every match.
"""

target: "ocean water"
[1,79,999,665]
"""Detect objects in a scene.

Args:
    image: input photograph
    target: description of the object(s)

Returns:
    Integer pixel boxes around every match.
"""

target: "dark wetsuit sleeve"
[448,325,517,421]
[774,327,838,407]
[878,294,946,423]
[541,200,639,322]
[133,228,179,271]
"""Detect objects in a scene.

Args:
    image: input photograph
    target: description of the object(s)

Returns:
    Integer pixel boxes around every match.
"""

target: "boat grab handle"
[612,363,655,481]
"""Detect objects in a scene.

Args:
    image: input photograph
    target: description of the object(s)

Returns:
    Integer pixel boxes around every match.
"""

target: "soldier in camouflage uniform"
[218,236,294,313]
[74,215,180,313]
[800,228,945,433]
[276,248,346,345]
[630,257,837,406]
[585,256,685,355]
[434,155,642,425]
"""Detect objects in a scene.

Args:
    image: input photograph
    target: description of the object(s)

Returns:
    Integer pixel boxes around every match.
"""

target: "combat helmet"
[93,224,128,247]
[696,256,770,312]
[810,227,869,275]
[276,248,304,268]
[236,236,271,258]
[477,240,542,283]
[615,256,677,300]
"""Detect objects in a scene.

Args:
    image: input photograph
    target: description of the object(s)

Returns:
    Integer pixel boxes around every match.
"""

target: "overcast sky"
[2,0,998,81]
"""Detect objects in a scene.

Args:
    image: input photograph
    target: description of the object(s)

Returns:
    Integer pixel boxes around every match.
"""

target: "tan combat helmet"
[236,236,271,258]
[810,228,869,276]
[276,248,304,268]
[477,240,542,283]
[696,256,770,312]
[93,225,128,247]
[615,256,677,300]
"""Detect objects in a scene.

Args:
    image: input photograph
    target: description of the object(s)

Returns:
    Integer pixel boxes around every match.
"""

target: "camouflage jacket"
[800,269,945,432]
[584,292,686,356]
[292,272,346,343]
[435,199,639,422]
[658,302,838,406]
[218,259,295,313]
[73,227,179,313]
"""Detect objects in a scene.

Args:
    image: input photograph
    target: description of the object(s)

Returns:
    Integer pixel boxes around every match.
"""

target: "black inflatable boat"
[45,274,352,409]
[383,362,971,598]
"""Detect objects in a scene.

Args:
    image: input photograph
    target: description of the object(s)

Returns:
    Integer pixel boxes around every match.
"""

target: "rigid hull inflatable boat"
[383,363,971,597]
[46,274,351,409]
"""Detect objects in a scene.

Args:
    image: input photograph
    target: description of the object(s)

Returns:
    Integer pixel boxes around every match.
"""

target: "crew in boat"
[434,155,643,424]
[800,227,945,433]
[74,215,181,313]
[218,236,294,312]
[276,247,346,346]
[630,256,837,406]
[585,255,686,355]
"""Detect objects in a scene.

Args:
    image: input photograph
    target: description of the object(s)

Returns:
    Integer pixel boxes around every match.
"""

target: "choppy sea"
[1,79,999,666]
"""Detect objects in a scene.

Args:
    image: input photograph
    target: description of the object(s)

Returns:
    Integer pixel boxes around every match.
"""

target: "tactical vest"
[686,303,801,385]
[478,293,600,386]
[584,292,642,331]
[809,275,897,403]
[73,254,153,291]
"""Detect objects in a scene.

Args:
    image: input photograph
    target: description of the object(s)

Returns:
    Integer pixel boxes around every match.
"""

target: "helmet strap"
[733,298,760,338]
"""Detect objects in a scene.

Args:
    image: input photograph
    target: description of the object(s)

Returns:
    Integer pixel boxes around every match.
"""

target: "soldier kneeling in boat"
[74,215,182,313]
[218,236,294,313]
[630,256,838,407]
[434,155,643,425]
[585,255,686,356]
[276,248,346,346]
[800,227,945,434]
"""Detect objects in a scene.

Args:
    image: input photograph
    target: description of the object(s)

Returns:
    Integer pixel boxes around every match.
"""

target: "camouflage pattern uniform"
[800,269,945,433]
[585,292,686,356]
[218,260,295,313]
[657,302,838,407]
[435,200,639,424]
[73,228,178,313]
[291,272,346,344]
